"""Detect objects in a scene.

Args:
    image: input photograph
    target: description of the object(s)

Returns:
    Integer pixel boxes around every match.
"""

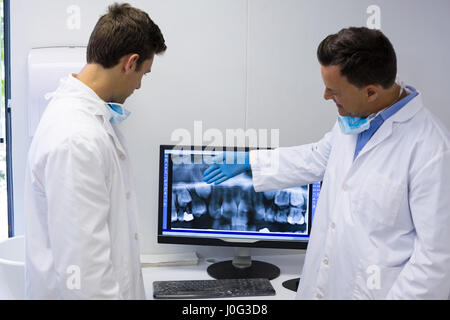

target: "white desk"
[142,253,305,300]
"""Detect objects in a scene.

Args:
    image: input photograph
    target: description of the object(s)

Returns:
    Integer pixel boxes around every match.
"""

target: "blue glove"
[203,152,250,185]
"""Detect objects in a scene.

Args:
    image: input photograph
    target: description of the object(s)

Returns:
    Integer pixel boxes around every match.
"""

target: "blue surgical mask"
[107,103,131,124]
[338,114,376,135]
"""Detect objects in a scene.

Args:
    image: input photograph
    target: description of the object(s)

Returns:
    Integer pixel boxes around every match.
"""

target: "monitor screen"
[158,145,321,250]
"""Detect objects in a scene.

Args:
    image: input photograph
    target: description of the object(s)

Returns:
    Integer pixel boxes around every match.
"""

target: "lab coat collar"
[51,74,111,118]
[54,74,128,158]
[388,89,423,124]
[353,91,423,161]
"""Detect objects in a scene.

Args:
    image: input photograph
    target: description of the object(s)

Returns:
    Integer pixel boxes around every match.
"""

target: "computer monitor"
[158,145,321,280]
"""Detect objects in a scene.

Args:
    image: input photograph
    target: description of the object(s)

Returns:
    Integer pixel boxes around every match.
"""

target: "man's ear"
[365,85,380,103]
[123,54,140,75]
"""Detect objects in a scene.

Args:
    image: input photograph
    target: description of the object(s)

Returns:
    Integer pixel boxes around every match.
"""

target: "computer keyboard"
[153,278,276,299]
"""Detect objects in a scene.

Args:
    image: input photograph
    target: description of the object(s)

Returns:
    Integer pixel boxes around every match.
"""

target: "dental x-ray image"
[170,156,309,235]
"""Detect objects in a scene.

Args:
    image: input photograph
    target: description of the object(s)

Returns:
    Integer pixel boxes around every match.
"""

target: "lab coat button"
[126,192,131,199]
[316,293,323,299]
[119,154,126,161]
[342,184,348,191]
[135,233,139,240]
[330,222,336,230]
[323,258,329,265]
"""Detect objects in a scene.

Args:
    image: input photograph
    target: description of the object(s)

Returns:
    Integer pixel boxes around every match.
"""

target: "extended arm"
[250,128,335,192]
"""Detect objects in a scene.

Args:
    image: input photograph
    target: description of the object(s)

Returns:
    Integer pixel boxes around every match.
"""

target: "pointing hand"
[202,152,250,185]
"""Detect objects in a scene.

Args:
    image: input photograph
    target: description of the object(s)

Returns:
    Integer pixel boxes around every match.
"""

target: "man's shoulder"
[29,106,112,166]
[412,106,450,149]
[38,95,109,137]
[402,106,450,175]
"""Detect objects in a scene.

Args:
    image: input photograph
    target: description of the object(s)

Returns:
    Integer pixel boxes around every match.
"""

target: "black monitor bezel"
[157,145,312,250]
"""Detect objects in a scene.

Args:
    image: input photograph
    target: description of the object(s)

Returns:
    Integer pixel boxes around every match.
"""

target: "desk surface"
[142,253,305,300]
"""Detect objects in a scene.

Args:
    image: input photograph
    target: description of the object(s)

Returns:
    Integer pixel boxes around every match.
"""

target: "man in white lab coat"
[24,3,166,299]
[204,27,450,299]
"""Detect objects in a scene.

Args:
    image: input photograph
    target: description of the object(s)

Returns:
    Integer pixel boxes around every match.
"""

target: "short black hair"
[317,27,397,89]
[87,3,167,70]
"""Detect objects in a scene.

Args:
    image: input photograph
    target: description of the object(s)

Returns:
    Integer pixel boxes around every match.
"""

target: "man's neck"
[76,64,116,102]
[370,83,407,115]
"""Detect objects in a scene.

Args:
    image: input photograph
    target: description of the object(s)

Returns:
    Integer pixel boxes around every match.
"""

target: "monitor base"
[206,248,280,280]
[282,277,300,292]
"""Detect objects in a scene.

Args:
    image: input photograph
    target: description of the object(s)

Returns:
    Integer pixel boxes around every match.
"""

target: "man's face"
[116,55,154,104]
[321,65,369,117]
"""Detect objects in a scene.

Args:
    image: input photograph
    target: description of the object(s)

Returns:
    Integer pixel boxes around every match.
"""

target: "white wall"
[10,0,450,258]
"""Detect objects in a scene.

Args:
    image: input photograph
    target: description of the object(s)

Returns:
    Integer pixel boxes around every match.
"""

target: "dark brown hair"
[317,27,397,89]
[87,3,167,70]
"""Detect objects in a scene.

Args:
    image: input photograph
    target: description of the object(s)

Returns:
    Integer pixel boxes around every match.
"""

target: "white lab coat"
[24,75,145,299]
[250,91,450,299]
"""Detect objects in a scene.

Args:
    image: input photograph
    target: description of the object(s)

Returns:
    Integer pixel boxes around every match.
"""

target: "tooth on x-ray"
[187,185,207,217]
[274,190,290,208]
[194,183,212,200]
[253,192,266,221]
[208,186,223,219]
[263,191,276,201]
[234,189,251,230]
[275,207,289,223]
[177,208,185,222]
[290,188,305,207]
[288,207,305,225]
[221,189,237,221]
[183,212,194,222]
[265,205,276,223]
[175,186,192,207]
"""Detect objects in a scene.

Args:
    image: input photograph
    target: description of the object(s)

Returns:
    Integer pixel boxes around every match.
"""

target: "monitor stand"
[207,248,280,280]
[282,278,300,292]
